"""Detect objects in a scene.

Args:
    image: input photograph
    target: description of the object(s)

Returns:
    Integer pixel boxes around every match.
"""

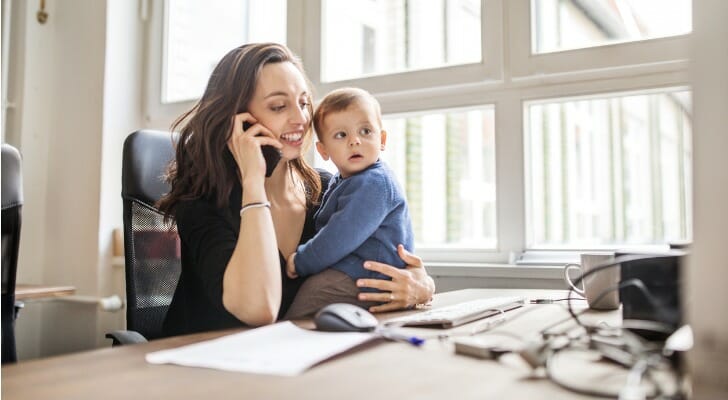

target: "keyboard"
[384,296,526,328]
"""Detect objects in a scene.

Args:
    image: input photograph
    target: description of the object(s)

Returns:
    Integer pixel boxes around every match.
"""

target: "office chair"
[2,144,23,363]
[106,130,181,345]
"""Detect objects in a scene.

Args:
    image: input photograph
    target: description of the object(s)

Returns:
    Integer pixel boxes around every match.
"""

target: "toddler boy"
[284,87,414,319]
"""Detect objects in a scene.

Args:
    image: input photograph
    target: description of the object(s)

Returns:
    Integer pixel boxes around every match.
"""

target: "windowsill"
[426,262,564,280]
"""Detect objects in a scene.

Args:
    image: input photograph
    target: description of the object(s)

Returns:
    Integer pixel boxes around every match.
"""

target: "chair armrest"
[106,330,148,346]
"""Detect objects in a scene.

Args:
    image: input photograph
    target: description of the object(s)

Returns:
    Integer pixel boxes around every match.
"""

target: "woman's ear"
[316,141,330,160]
[380,130,387,151]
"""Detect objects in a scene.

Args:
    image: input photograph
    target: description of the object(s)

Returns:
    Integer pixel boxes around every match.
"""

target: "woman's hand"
[356,245,436,313]
[227,113,282,183]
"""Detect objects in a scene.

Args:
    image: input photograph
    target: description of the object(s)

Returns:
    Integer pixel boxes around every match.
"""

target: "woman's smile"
[280,130,304,147]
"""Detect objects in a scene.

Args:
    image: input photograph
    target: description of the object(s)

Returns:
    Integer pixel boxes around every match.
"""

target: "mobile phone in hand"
[243,121,281,177]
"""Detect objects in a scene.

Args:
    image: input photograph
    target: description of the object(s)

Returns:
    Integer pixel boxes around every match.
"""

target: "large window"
[162,0,286,103]
[149,0,692,264]
[525,89,692,248]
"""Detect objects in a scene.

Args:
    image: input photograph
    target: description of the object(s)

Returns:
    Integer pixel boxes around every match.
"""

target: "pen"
[377,328,426,347]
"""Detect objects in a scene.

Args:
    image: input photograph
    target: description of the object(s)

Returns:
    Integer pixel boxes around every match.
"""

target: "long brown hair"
[158,43,321,221]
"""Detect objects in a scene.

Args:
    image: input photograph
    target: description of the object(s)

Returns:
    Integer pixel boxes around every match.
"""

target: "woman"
[158,43,434,336]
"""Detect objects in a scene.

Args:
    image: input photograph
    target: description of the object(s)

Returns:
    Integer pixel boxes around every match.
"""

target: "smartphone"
[243,121,281,177]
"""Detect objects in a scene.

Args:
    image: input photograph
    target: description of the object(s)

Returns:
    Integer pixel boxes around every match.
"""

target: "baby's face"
[316,101,386,178]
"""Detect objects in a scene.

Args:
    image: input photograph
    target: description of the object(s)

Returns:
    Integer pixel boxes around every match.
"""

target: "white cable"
[619,359,648,400]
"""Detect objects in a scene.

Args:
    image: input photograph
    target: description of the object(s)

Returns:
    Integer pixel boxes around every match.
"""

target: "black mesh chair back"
[2,144,23,363]
[122,130,180,340]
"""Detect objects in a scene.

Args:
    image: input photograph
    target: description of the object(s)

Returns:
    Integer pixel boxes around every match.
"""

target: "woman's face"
[247,62,311,162]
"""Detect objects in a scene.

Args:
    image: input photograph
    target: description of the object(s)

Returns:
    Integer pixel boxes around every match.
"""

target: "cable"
[538,307,590,337]
[619,358,649,400]
[517,255,685,398]
[546,348,626,398]
[542,318,682,398]
[530,297,576,304]
[545,345,674,399]
[565,254,671,330]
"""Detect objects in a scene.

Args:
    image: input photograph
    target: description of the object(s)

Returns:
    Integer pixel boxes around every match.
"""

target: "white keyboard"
[384,296,525,328]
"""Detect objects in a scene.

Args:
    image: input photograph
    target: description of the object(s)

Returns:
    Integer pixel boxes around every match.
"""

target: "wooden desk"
[2,288,624,399]
[14,284,76,301]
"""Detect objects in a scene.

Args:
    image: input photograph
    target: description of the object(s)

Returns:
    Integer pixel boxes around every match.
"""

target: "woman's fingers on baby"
[358,292,392,303]
[359,261,421,312]
[397,244,424,268]
[356,278,394,292]
[363,261,406,279]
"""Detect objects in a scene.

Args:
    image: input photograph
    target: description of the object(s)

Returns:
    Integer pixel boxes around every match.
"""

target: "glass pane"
[531,0,691,54]
[163,0,286,103]
[314,107,497,249]
[525,89,692,248]
[321,0,481,82]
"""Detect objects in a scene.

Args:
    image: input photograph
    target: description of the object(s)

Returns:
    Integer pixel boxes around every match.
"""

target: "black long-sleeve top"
[162,163,331,337]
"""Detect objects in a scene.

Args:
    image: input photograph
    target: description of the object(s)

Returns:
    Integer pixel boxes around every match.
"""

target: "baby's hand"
[286,253,298,279]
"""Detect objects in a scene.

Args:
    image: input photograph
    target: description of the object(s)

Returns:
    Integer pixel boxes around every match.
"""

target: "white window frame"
[299,0,503,95]
[144,0,175,128]
[508,0,690,78]
[142,0,301,128]
[144,0,691,265]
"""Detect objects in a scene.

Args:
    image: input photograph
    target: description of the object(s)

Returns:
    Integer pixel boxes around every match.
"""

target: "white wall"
[687,0,728,396]
[7,0,144,358]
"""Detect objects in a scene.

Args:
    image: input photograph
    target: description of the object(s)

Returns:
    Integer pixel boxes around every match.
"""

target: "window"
[320,0,481,82]
[161,0,286,103]
[147,0,692,263]
[525,89,692,248]
[308,0,691,261]
[532,0,692,54]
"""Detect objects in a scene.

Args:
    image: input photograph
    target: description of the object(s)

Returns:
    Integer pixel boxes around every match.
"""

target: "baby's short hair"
[313,87,382,140]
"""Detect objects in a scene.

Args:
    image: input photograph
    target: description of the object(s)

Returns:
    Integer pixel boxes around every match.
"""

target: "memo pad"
[145,321,375,376]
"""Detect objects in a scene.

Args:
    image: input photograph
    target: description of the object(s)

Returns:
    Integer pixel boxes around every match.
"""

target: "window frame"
[143,0,298,128]
[144,0,692,264]
[522,85,693,251]
[145,0,188,128]
[508,0,691,78]
[299,0,503,96]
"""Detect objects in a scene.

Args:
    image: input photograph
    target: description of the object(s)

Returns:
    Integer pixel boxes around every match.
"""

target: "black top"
[162,165,332,337]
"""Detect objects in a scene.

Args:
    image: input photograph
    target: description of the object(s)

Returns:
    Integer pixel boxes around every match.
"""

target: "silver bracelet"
[239,201,271,216]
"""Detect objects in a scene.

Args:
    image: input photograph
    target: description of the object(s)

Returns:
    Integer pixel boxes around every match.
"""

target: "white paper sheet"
[145,321,376,376]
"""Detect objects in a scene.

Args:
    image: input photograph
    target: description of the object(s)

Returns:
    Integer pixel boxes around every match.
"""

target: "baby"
[284,87,414,319]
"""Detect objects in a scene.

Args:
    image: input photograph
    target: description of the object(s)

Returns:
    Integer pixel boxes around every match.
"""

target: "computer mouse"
[314,303,379,332]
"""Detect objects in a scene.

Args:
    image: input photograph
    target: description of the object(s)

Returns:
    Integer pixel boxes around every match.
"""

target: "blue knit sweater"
[294,160,414,282]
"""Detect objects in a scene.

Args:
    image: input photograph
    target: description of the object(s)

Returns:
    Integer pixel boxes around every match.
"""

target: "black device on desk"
[242,121,281,177]
[617,250,685,340]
